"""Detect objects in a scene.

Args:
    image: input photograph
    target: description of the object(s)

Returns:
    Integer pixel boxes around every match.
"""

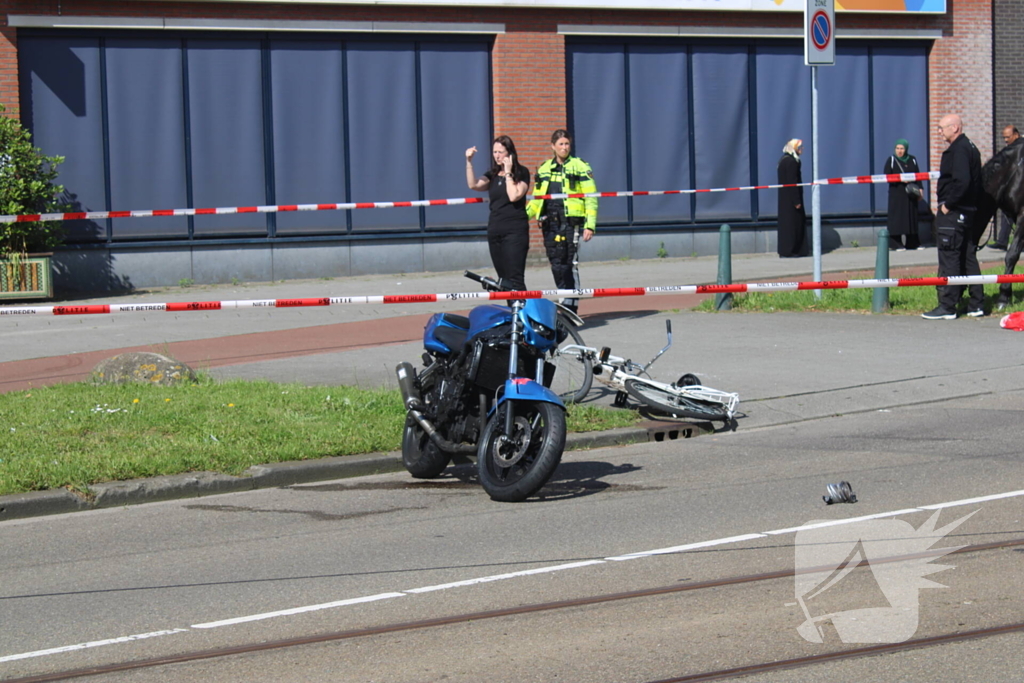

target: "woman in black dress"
[776,138,806,258]
[883,138,922,251]
[465,135,531,291]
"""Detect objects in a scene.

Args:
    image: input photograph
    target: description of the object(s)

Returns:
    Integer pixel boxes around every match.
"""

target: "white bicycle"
[555,320,739,423]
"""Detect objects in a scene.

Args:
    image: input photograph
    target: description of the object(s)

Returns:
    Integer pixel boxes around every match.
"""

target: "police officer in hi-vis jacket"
[527,129,598,314]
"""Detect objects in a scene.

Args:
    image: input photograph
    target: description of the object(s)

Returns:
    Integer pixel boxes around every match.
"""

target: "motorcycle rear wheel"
[477,401,566,502]
[402,417,451,478]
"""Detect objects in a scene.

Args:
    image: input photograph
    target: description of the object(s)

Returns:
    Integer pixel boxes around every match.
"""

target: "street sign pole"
[805,0,834,298]
[812,65,821,295]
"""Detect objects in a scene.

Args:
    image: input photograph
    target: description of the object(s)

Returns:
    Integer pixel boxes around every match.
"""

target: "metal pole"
[715,224,733,311]
[811,64,822,299]
[872,228,890,313]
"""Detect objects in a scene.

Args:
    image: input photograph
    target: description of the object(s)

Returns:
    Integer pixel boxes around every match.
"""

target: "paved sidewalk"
[0,245,981,380]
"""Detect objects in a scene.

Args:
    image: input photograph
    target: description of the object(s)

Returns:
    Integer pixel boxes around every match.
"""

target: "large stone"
[93,352,197,386]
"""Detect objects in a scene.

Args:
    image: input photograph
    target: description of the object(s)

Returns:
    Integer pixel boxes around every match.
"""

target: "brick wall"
[927,0,994,176]
[492,26,565,254]
[0,24,16,117]
[993,0,1024,151]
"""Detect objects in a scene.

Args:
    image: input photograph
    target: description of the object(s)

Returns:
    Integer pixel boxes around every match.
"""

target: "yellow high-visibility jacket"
[526,156,598,232]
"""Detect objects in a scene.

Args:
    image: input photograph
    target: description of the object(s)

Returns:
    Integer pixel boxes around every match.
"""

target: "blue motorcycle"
[395,271,566,502]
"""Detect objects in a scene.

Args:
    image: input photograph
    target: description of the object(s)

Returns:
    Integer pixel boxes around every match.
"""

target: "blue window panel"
[420,42,491,229]
[818,46,871,215]
[629,45,690,223]
[692,46,751,221]
[270,39,347,235]
[18,36,106,243]
[570,44,628,224]
[755,44,811,220]
[105,38,188,239]
[871,46,929,213]
[347,42,419,232]
[187,39,267,236]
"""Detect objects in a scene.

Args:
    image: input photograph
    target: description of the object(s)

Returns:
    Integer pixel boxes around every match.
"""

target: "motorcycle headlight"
[529,319,556,340]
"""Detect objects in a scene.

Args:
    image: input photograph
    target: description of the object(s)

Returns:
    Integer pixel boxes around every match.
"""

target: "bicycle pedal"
[599,347,611,363]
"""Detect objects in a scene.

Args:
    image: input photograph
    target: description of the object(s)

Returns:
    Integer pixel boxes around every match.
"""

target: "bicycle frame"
[556,320,739,418]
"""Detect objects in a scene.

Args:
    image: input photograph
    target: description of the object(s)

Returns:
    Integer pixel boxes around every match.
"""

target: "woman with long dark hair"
[466,135,531,291]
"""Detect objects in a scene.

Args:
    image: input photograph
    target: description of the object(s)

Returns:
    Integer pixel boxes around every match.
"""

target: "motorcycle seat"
[434,325,467,353]
[440,313,470,329]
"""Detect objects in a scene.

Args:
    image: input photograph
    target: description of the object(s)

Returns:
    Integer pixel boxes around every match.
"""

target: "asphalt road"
[2,249,1023,681]
[2,384,1023,681]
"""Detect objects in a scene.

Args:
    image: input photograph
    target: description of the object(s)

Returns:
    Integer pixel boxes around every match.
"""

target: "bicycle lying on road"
[553,320,740,424]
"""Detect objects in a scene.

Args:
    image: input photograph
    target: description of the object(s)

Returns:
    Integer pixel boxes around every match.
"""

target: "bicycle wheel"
[548,317,593,403]
[624,379,729,422]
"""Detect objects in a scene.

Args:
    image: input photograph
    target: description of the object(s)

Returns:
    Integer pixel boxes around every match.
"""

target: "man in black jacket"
[923,114,985,320]
[988,125,1022,250]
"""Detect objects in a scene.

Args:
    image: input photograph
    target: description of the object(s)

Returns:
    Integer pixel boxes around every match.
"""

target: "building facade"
[0,0,997,291]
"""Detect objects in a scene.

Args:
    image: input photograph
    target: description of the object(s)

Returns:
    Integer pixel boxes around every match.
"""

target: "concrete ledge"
[0,426,690,520]
[0,489,90,521]
[91,472,254,509]
[244,451,405,488]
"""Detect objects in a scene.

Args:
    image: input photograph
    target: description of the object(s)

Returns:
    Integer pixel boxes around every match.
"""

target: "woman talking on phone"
[466,135,531,291]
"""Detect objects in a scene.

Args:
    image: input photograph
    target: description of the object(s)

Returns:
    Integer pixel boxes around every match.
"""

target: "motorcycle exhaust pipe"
[395,362,476,455]
[395,362,423,410]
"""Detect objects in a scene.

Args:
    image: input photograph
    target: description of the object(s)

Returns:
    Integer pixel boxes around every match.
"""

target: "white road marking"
[0,629,188,663]
[404,560,607,594]
[919,489,1024,509]
[191,592,406,629]
[606,534,768,561]
[762,509,924,536]
[6,488,1024,665]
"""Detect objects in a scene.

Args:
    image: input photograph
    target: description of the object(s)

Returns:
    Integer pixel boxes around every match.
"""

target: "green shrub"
[0,105,68,257]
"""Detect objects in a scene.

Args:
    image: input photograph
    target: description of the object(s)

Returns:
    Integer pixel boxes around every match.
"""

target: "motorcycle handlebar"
[464,270,504,292]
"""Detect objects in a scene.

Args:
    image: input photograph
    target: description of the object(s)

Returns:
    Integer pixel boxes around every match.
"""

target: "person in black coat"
[884,138,922,251]
[776,139,806,258]
[922,114,984,320]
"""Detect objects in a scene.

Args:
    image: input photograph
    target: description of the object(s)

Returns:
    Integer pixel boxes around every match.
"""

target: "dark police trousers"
[935,208,984,313]
[542,218,582,311]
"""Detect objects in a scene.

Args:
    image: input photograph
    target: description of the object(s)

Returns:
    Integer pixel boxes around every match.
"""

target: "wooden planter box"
[0,254,53,300]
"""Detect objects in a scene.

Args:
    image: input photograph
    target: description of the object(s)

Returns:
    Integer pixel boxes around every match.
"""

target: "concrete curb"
[0,426,677,521]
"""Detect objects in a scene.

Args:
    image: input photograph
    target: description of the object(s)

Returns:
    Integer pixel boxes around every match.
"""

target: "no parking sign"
[805,0,835,66]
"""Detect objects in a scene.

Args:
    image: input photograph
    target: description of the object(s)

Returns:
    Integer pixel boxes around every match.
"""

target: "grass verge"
[0,379,639,497]
[694,266,1024,314]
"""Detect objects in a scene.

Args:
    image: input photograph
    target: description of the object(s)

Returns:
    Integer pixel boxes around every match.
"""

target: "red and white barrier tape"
[2,271,1020,317]
[0,172,937,224]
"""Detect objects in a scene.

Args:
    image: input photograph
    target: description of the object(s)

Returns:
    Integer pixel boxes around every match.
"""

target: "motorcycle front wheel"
[402,416,451,478]
[477,401,566,502]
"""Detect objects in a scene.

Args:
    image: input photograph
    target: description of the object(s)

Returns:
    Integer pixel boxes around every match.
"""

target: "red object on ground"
[999,312,1024,330]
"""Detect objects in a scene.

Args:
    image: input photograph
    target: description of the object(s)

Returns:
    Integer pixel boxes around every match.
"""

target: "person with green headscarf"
[883,138,922,250]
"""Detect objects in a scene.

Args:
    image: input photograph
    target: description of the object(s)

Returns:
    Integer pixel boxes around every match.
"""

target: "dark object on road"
[823,481,858,505]
[93,352,197,386]
[975,138,1024,310]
